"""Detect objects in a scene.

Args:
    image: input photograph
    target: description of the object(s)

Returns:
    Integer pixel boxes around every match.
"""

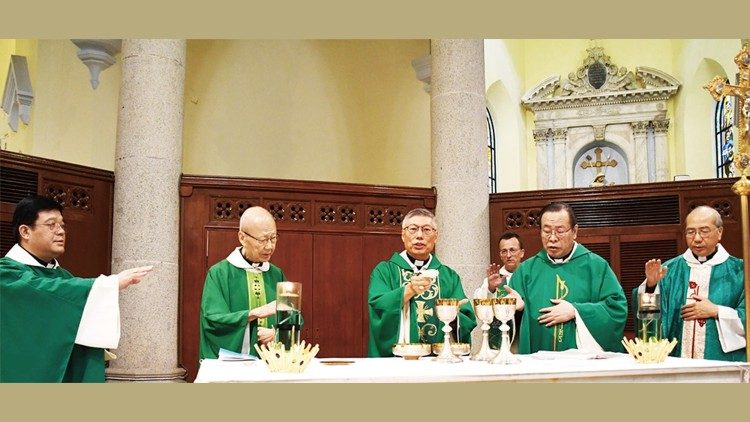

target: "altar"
[194,351,750,383]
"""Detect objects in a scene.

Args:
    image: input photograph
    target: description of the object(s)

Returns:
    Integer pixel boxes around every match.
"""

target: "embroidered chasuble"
[633,245,746,361]
[367,252,476,357]
[199,247,287,360]
[1,247,106,382]
[510,244,627,354]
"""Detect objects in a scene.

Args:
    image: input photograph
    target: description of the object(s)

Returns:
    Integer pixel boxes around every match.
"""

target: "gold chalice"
[470,298,498,361]
[489,297,520,365]
[433,298,462,363]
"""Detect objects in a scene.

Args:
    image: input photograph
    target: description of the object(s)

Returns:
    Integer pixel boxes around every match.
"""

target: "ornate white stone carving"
[1,55,33,132]
[522,46,680,188]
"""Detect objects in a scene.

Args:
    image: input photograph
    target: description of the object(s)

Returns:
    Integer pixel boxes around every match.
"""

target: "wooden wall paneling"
[0,150,113,277]
[312,234,364,357]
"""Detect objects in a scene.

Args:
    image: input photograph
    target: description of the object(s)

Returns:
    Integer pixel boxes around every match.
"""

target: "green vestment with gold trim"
[510,245,627,354]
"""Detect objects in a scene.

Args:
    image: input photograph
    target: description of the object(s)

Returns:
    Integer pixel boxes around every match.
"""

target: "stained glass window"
[487,108,497,193]
[715,92,736,178]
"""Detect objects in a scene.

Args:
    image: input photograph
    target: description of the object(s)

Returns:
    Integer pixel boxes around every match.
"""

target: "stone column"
[430,39,489,336]
[653,119,670,182]
[553,128,568,188]
[533,129,549,189]
[107,39,186,382]
[631,121,650,183]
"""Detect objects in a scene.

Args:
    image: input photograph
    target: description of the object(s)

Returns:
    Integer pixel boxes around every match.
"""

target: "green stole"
[247,271,269,328]
[400,267,443,343]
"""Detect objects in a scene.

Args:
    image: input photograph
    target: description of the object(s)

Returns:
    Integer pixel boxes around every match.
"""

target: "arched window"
[714,92,736,178]
[487,108,497,193]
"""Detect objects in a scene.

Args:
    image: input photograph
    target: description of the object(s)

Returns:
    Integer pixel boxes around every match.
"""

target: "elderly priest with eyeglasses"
[508,202,628,354]
[367,208,476,357]
[199,206,288,361]
[635,205,746,361]
[1,195,153,382]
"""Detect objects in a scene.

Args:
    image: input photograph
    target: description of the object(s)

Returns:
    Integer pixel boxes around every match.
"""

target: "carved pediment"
[522,47,680,111]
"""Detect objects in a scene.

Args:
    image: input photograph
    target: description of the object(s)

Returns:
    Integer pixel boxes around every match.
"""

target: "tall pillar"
[653,119,670,182]
[107,39,186,382]
[430,39,489,335]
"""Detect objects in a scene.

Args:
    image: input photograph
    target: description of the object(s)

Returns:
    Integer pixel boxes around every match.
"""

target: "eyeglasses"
[685,227,718,238]
[499,248,521,256]
[33,222,66,233]
[242,230,279,245]
[541,227,572,239]
[403,224,436,236]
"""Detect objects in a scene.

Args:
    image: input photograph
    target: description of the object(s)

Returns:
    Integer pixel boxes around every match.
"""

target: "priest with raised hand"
[199,206,287,361]
[0,195,153,382]
[636,205,746,361]
[367,208,475,357]
[508,202,628,354]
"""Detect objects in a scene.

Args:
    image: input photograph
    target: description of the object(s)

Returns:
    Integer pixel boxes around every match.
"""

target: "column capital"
[631,120,651,135]
[552,127,567,141]
[652,118,670,133]
[533,128,550,143]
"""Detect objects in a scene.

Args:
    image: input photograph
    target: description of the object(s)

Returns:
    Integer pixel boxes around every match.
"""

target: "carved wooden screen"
[179,175,435,382]
[0,150,113,277]
[489,178,743,337]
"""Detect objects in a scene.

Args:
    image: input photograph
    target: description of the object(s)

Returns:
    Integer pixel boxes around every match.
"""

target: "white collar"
[499,266,513,277]
[682,243,729,268]
[226,247,270,272]
[399,250,432,273]
[5,244,60,269]
[547,242,578,265]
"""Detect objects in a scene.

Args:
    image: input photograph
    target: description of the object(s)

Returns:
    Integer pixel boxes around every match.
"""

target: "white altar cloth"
[194,351,750,383]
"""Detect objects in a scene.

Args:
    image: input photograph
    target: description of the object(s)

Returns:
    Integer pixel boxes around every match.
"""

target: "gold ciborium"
[470,298,498,361]
[433,298,463,363]
[489,297,520,364]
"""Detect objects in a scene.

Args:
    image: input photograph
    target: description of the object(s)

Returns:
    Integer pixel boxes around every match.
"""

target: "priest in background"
[0,195,152,382]
[637,205,746,361]
[199,206,285,361]
[508,202,627,354]
[474,231,526,350]
[368,208,475,357]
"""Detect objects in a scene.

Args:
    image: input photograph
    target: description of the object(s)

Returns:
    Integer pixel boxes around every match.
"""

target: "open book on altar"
[218,348,259,361]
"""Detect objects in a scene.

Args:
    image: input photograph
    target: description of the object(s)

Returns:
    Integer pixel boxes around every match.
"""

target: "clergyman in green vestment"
[199,206,288,361]
[0,195,153,383]
[368,208,476,357]
[508,202,628,354]
[635,206,746,361]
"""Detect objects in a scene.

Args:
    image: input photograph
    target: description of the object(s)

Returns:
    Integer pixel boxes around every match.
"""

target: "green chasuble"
[199,249,287,360]
[632,247,745,361]
[368,252,476,357]
[0,254,104,383]
[510,244,627,354]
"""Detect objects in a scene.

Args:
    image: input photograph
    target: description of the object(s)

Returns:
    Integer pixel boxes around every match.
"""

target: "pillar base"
[106,367,187,383]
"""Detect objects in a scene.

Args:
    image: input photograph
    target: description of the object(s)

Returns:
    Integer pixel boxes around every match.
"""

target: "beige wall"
[3,39,743,190]
[182,40,431,187]
[2,39,432,188]
[1,39,121,170]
